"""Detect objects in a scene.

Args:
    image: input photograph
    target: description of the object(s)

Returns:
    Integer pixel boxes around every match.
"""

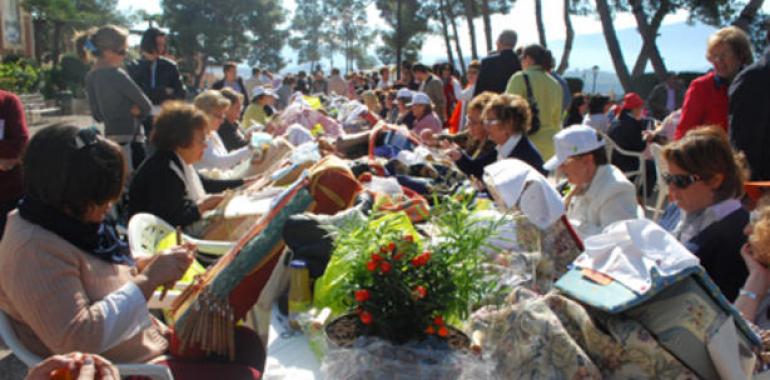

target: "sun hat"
[543,125,605,171]
[407,92,431,107]
[396,88,413,100]
[252,86,277,99]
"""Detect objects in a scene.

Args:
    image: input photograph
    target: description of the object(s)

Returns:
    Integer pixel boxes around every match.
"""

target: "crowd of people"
[0,21,769,379]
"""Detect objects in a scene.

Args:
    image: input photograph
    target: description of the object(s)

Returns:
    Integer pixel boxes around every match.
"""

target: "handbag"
[522,74,541,136]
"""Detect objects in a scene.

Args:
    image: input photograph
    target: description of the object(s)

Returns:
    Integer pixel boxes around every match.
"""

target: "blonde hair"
[750,204,770,265]
[361,90,381,114]
[482,93,532,134]
[193,90,231,115]
[75,25,128,60]
[707,26,754,66]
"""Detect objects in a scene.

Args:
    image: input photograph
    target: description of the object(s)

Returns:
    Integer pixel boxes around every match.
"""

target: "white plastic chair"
[599,131,648,201]
[649,143,669,221]
[127,213,235,259]
[0,310,173,379]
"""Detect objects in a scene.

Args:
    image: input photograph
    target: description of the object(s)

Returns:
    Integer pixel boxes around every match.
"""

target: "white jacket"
[567,164,641,239]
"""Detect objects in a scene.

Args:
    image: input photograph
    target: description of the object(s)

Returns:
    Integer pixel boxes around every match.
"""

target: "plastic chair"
[599,131,648,201]
[649,143,669,221]
[0,310,173,380]
[127,213,235,259]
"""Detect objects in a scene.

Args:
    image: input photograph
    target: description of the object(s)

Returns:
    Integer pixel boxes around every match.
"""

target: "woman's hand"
[25,353,119,380]
[741,243,770,292]
[197,194,225,214]
[440,140,462,161]
[136,243,196,300]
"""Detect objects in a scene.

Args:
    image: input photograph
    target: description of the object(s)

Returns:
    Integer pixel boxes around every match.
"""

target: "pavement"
[27,114,97,136]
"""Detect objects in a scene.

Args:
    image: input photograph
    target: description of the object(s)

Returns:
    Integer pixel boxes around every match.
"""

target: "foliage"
[748,12,769,58]
[43,54,90,98]
[289,0,325,69]
[0,59,41,94]
[375,0,430,65]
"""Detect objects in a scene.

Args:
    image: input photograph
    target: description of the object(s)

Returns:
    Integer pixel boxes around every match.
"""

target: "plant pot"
[325,313,471,351]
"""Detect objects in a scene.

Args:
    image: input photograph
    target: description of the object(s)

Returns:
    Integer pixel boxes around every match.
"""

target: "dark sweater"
[128,150,243,228]
[683,208,749,301]
[218,120,249,151]
[127,57,186,105]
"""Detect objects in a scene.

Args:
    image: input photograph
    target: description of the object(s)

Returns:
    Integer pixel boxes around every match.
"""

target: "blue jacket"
[455,135,546,179]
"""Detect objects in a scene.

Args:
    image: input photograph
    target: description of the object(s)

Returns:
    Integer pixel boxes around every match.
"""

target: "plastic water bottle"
[288,259,312,329]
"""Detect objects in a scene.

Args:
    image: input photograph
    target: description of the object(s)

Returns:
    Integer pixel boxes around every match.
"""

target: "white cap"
[252,86,277,99]
[543,125,605,171]
[408,92,431,107]
[396,88,413,99]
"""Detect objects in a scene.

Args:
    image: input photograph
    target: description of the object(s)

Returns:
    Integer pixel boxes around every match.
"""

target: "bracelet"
[739,288,759,300]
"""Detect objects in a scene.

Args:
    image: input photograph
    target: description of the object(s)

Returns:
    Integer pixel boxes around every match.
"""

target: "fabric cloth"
[161,326,263,379]
[129,150,243,228]
[729,48,770,181]
[666,201,749,300]
[474,49,522,96]
[672,198,742,243]
[574,218,699,294]
[127,57,186,106]
[0,211,168,362]
[674,71,729,140]
[242,103,271,130]
[418,74,447,123]
[17,196,134,266]
[85,66,152,142]
[0,90,28,204]
[506,65,564,159]
[567,164,640,239]
[483,159,564,229]
[411,112,442,137]
[582,113,611,134]
[97,282,152,352]
[212,77,250,107]
[217,119,249,151]
[647,82,684,121]
[194,132,251,171]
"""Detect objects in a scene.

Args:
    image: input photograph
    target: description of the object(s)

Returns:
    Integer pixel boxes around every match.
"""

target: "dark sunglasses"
[662,173,700,189]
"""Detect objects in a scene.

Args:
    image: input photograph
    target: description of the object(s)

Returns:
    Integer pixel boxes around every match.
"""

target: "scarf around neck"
[17,196,135,266]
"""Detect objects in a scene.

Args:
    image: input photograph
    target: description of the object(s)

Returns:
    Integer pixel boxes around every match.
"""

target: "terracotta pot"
[325,313,471,351]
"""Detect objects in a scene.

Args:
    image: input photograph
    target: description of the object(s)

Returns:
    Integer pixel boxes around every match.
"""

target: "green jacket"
[506,66,564,158]
[242,103,270,130]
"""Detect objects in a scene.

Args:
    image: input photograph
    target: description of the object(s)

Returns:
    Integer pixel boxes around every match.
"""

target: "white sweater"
[194,132,251,171]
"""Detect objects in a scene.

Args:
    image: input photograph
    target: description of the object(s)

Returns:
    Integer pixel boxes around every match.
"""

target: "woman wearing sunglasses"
[192,90,255,172]
[82,25,152,170]
[662,126,748,300]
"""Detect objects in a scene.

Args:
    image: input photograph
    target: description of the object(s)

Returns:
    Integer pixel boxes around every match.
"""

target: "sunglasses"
[662,173,700,189]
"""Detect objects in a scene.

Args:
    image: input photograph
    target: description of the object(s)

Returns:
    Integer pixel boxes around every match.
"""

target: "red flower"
[393,252,404,261]
[404,234,414,242]
[433,315,444,326]
[413,285,427,299]
[366,260,377,271]
[379,246,388,254]
[437,326,448,337]
[412,252,431,267]
[371,253,383,262]
[421,251,431,262]
[380,261,392,273]
[425,326,435,335]
[355,289,370,303]
[388,242,396,251]
[360,311,373,325]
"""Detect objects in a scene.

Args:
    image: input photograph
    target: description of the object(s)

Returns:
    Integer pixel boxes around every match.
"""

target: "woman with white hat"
[544,125,640,238]
[242,86,278,130]
[408,91,443,142]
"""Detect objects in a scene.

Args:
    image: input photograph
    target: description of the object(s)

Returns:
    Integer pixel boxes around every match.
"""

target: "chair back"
[0,309,43,367]
[649,143,669,221]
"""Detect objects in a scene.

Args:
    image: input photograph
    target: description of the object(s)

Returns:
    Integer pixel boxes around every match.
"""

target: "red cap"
[621,92,644,110]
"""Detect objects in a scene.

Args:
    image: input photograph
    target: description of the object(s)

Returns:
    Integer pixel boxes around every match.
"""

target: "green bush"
[0,59,41,94]
[41,54,90,99]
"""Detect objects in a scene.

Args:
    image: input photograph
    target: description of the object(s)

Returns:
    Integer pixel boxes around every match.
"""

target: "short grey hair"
[497,30,518,48]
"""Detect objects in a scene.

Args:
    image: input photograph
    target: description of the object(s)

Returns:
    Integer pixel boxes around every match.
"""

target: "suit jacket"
[127,57,186,105]
[456,135,545,179]
[128,150,243,228]
[729,48,770,180]
[474,49,522,96]
[212,77,250,107]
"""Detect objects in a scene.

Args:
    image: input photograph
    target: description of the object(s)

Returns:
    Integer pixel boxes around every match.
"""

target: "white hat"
[396,88,413,99]
[252,86,277,99]
[543,125,605,171]
[408,92,431,107]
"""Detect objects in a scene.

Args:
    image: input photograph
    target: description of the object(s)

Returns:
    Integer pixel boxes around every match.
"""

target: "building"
[0,0,34,58]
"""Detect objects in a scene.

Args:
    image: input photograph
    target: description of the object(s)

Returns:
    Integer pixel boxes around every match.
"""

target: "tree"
[595,0,633,91]
[22,0,129,64]
[162,0,287,87]
[289,0,324,71]
[437,0,457,69]
[332,0,376,72]
[555,0,574,74]
[535,0,547,47]
[447,0,467,76]
[733,0,766,32]
[375,0,430,66]
[463,0,480,60]
[479,0,515,54]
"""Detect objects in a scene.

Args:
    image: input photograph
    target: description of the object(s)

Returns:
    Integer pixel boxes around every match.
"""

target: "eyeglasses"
[482,119,501,128]
[662,173,700,189]
[706,49,733,63]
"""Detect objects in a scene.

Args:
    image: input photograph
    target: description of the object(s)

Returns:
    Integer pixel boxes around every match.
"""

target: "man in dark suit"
[729,43,770,181]
[474,30,522,96]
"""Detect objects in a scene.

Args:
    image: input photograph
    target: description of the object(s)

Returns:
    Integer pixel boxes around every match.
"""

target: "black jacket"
[127,57,186,105]
[218,120,249,151]
[212,77,250,107]
[128,150,243,228]
[455,135,546,179]
[474,49,522,96]
[684,208,749,301]
[607,111,651,174]
[729,48,770,180]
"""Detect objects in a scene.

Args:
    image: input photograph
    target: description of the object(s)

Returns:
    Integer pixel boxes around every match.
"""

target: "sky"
[118,0,770,74]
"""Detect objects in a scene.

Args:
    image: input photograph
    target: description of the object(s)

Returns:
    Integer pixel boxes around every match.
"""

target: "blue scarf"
[18,196,135,266]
